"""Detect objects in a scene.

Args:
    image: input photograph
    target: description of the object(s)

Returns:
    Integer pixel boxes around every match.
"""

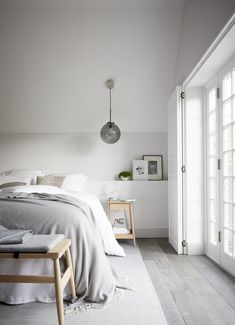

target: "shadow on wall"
[0,133,97,173]
[67,133,97,154]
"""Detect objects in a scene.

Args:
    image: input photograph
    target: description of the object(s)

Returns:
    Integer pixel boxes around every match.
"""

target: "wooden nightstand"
[106,200,136,245]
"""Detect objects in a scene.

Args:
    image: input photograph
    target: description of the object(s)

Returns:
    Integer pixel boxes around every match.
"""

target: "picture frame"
[143,155,163,181]
[133,160,148,180]
[109,210,128,229]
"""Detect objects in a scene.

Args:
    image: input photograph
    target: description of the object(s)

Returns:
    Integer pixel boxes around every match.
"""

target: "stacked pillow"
[0,176,30,189]
[37,173,88,192]
[37,175,65,188]
[0,169,46,189]
[0,169,88,192]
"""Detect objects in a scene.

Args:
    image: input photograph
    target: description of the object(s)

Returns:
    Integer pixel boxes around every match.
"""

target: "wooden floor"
[138,238,235,325]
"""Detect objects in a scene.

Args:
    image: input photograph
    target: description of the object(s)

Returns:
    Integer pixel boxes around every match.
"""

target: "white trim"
[168,86,183,254]
[168,237,179,253]
[187,242,205,255]
[205,76,220,264]
[182,14,235,88]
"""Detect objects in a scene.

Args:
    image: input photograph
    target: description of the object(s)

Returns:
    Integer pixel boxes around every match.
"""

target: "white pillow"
[1,169,46,184]
[12,185,69,195]
[49,173,88,191]
[62,174,87,191]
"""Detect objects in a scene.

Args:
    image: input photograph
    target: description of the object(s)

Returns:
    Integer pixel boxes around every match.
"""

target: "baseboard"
[187,242,205,255]
[136,228,168,238]
[168,238,205,255]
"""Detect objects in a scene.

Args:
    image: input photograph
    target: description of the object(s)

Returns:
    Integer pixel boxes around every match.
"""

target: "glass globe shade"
[100,122,121,144]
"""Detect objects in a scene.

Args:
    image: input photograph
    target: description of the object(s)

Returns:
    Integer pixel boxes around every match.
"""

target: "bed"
[0,170,126,309]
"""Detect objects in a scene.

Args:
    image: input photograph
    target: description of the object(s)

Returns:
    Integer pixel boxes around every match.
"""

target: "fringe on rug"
[64,287,124,314]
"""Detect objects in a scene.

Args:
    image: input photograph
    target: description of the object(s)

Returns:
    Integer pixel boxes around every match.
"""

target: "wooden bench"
[0,238,76,325]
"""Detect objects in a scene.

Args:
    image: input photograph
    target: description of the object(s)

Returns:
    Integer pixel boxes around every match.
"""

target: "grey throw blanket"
[0,191,125,306]
[0,224,33,244]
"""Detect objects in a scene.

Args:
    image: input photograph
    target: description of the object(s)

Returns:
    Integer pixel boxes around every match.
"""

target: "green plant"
[119,171,132,178]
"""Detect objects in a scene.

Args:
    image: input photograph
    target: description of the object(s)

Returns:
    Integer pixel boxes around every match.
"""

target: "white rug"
[0,243,167,325]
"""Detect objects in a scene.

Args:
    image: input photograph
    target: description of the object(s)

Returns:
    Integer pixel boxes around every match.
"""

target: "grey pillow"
[0,181,27,189]
[37,175,65,188]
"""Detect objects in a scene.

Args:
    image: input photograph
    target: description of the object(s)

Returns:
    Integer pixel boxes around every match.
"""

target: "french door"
[206,56,235,276]
[206,77,220,264]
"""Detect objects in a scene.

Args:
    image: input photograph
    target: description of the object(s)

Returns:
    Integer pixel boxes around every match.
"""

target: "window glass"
[223,125,232,151]
[223,99,231,126]
[209,134,216,156]
[209,88,216,111]
[224,229,233,256]
[210,222,217,245]
[224,203,232,229]
[223,73,232,101]
[223,151,232,176]
[224,178,232,202]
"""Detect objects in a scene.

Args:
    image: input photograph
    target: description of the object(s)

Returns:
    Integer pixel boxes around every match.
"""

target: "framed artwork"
[109,209,128,229]
[133,160,148,180]
[143,155,163,180]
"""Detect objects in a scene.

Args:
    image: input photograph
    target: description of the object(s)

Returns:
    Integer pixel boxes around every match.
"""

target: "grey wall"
[175,0,235,85]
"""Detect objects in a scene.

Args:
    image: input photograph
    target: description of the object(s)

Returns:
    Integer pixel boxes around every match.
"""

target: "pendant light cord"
[109,88,112,123]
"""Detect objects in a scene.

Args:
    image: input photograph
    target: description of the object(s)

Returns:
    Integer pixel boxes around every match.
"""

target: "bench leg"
[65,248,76,300]
[54,259,64,325]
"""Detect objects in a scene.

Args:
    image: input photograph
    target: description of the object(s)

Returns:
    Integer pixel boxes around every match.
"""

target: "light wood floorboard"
[138,238,235,325]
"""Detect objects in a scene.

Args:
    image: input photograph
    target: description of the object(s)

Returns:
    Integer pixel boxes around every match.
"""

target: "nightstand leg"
[129,203,136,246]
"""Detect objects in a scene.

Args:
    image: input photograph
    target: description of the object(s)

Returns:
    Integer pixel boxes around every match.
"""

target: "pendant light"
[100,79,121,144]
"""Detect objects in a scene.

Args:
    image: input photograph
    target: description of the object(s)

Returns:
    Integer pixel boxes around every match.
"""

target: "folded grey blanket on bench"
[0,225,33,245]
[0,234,65,252]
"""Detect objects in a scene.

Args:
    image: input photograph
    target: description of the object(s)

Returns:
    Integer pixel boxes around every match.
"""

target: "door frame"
[204,76,220,264]
[219,55,235,275]
[181,14,235,259]
[168,86,184,254]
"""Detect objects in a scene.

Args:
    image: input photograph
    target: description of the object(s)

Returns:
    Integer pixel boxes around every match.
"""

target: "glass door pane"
[206,80,219,263]
[205,56,235,276]
[220,60,235,275]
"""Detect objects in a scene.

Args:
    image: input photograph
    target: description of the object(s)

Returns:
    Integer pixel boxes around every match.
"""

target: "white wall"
[0,0,184,133]
[0,132,168,180]
[85,180,168,238]
[0,132,168,237]
[2,0,234,238]
[175,0,235,85]
[0,0,184,237]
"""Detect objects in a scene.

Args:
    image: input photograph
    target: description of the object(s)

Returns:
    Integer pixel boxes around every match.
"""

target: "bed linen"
[0,225,33,244]
[68,191,126,256]
[0,189,126,306]
[0,233,65,252]
[12,185,125,257]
